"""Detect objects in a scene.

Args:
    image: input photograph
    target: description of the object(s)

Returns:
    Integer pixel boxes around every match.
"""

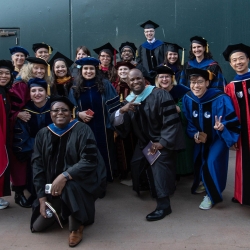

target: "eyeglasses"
[122,50,132,54]
[100,55,111,58]
[50,109,70,113]
[190,80,205,85]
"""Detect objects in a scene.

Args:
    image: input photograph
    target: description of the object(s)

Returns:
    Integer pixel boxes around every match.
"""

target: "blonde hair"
[18,62,51,84]
[155,74,177,88]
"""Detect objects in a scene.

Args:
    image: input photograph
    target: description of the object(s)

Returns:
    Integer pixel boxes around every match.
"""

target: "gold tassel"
[120,93,123,102]
[206,44,209,53]
[172,75,176,83]
[136,50,138,58]
[181,48,185,66]
[72,107,76,119]
[48,46,52,55]
[207,70,215,81]
[47,83,51,96]
[47,63,50,77]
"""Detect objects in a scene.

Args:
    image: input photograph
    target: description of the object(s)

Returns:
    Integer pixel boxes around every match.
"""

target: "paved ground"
[1,150,250,250]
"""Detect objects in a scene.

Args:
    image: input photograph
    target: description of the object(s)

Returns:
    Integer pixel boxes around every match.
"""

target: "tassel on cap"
[207,70,215,81]
[136,50,138,58]
[47,83,51,96]
[181,48,185,66]
[72,107,76,119]
[206,44,209,53]
[120,93,123,102]
[48,46,52,55]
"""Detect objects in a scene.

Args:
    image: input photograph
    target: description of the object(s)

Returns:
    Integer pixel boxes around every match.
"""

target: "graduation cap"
[93,43,118,65]
[9,46,29,57]
[32,42,53,54]
[187,68,214,81]
[153,65,175,75]
[114,61,136,70]
[140,20,159,29]
[119,41,137,57]
[27,78,47,90]
[49,52,74,68]
[0,60,14,72]
[75,57,100,66]
[50,95,75,118]
[26,57,51,78]
[165,42,185,65]
[190,36,209,53]
[222,43,250,61]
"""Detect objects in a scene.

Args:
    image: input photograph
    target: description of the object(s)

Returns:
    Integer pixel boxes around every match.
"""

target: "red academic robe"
[225,79,250,205]
[8,80,30,186]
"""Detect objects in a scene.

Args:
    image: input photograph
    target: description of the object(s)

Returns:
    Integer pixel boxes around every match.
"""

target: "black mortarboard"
[32,43,53,54]
[119,41,137,56]
[9,46,29,57]
[26,57,48,66]
[50,96,75,111]
[27,78,47,90]
[190,36,207,46]
[222,43,250,61]
[0,60,14,72]
[187,68,215,81]
[153,65,175,75]
[93,43,118,56]
[140,20,159,29]
[165,42,184,53]
[114,61,136,70]
[48,52,74,68]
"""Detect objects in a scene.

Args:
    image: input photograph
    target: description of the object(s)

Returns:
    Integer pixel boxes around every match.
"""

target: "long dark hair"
[5,73,14,91]
[98,49,117,82]
[188,44,213,60]
[72,67,105,99]
[163,51,183,71]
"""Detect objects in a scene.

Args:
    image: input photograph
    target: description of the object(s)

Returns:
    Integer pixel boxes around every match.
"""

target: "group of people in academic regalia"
[0,18,250,247]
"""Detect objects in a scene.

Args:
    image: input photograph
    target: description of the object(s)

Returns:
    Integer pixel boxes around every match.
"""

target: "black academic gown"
[31,121,106,228]
[111,88,185,198]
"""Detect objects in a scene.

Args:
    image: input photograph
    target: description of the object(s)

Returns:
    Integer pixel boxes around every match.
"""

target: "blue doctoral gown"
[182,89,240,204]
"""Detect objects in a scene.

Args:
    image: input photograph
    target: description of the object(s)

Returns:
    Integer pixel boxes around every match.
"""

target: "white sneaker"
[195,183,206,194]
[199,195,212,210]
[0,198,9,209]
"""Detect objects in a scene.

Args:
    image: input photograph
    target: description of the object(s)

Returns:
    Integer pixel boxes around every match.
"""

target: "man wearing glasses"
[137,20,166,73]
[182,68,240,210]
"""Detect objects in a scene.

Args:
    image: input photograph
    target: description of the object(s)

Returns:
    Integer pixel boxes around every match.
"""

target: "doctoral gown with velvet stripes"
[182,89,240,204]
[225,75,250,205]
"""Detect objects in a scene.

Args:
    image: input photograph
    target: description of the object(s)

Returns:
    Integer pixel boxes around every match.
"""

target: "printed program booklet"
[142,141,161,165]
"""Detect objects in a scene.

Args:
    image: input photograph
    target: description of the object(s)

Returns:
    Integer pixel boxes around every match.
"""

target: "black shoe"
[231,197,240,204]
[15,193,32,208]
[146,207,172,221]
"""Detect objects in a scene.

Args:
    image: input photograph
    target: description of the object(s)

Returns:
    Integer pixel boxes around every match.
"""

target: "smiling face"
[11,52,26,68]
[167,52,179,64]
[76,49,88,60]
[30,86,47,107]
[144,28,155,41]
[230,52,249,75]
[50,102,72,128]
[118,66,130,79]
[192,43,205,59]
[99,52,111,67]
[35,48,50,62]
[81,65,96,80]
[0,68,11,86]
[121,47,134,62]
[157,74,173,91]
[190,76,209,98]
[32,64,46,78]
[128,69,146,95]
[54,60,67,78]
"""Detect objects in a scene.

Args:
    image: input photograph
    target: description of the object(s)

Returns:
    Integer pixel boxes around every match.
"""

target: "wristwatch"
[62,171,70,181]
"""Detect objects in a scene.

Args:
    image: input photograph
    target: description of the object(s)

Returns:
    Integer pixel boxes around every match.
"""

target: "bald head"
[128,68,146,95]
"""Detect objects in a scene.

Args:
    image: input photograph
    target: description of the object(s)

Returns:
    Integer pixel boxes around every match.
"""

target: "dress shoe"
[146,207,172,221]
[15,193,32,208]
[69,225,84,247]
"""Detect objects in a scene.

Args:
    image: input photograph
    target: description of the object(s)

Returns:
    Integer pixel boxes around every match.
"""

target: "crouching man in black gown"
[30,96,106,247]
[111,69,185,221]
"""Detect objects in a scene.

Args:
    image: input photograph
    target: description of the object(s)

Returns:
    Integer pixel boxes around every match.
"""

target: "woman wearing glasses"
[154,65,193,179]
[182,68,240,210]
[69,57,120,182]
